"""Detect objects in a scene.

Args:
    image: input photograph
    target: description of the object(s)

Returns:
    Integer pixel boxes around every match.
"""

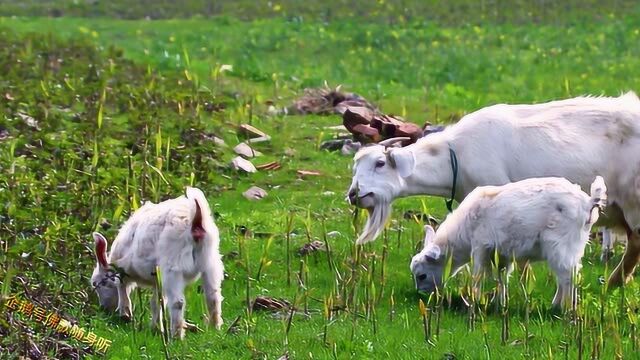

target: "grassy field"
[2,2,640,359]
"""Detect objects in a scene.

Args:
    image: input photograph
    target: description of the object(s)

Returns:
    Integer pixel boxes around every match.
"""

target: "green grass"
[3,13,640,121]
[1,4,640,359]
[1,0,639,25]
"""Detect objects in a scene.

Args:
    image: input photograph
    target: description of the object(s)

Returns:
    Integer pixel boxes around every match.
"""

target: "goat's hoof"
[206,314,223,330]
[171,327,185,340]
[213,317,224,330]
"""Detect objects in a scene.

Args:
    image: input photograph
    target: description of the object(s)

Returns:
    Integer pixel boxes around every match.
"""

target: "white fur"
[91,187,223,339]
[349,92,640,284]
[410,177,606,308]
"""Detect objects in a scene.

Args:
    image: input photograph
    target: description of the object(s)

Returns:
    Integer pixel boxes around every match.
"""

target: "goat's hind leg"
[202,256,224,329]
[609,229,640,287]
[600,227,615,263]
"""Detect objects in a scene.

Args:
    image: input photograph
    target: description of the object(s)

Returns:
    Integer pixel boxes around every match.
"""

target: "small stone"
[234,143,262,158]
[297,170,321,177]
[243,186,268,200]
[298,240,327,256]
[17,112,40,130]
[213,136,227,147]
[238,124,268,138]
[230,156,257,173]
[247,135,271,143]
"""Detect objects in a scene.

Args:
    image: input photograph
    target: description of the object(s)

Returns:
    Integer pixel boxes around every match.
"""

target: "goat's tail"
[186,187,216,242]
[587,176,607,224]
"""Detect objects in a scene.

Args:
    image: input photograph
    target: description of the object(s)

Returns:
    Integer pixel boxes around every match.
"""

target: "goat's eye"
[417,274,427,281]
[375,160,385,168]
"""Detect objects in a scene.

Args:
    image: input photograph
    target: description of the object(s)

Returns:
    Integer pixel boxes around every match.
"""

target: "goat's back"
[108,196,198,280]
[439,177,594,260]
[445,93,640,227]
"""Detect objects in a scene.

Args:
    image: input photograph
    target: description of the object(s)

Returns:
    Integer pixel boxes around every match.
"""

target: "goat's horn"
[378,137,411,147]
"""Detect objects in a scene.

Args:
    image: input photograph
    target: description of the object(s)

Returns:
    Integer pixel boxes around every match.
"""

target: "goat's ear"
[93,232,109,269]
[423,228,441,261]
[423,245,441,261]
[389,148,415,178]
[422,227,441,260]
[422,225,436,249]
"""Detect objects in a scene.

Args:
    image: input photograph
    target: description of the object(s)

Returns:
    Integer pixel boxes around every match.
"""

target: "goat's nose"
[347,189,357,205]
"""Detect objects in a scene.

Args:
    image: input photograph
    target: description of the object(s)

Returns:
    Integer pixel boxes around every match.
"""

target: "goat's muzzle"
[347,189,374,208]
[347,189,358,205]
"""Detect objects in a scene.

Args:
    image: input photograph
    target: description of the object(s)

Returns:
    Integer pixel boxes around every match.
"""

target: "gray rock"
[234,143,262,158]
[230,156,257,173]
[243,186,268,200]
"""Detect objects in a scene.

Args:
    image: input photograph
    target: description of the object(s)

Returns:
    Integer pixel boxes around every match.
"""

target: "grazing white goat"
[91,187,224,339]
[348,92,640,287]
[409,176,606,308]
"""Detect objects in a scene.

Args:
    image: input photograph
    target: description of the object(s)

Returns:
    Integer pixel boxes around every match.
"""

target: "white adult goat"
[409,176,606,308]
[348,92,640,287]
[91,187,223,339]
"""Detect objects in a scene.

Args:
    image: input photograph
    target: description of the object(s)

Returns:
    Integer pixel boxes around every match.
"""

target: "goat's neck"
[401,132,457,199]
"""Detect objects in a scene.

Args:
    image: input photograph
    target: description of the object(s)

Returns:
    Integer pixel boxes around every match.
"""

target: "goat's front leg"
[470,249,488,302]
[201,257,224,330]
[150,288,163,333]
[117,282,133,321]
[551,269,574,310]
[162,270,187,339]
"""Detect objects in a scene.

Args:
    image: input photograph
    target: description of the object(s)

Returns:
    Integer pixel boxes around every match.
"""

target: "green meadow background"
[1,1,640,359]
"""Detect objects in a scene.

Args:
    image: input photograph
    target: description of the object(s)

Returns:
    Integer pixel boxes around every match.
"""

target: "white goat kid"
[349,92,640,287]
[409,176,606,308]
[91,187,224,339]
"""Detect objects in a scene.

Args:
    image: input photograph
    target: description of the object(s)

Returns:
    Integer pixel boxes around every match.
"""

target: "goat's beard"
[356,197,392,245]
